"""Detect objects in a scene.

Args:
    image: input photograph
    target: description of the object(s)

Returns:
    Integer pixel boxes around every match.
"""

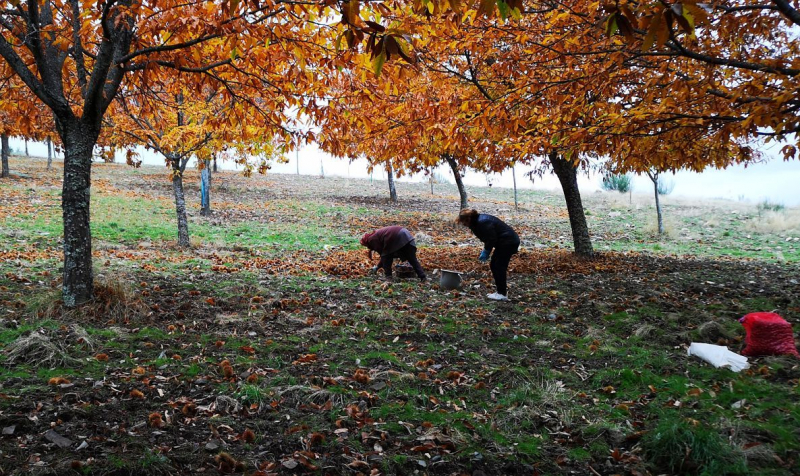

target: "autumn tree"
[313,54,495,211]
[196,126,280,216]
[0,73,56,178]
[0,1,332,305]
[333,0,800,257]
[310,2,607,255]
[110,87,219,247]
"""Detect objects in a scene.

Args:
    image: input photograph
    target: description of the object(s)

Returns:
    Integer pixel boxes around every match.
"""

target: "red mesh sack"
[739,312,799,357]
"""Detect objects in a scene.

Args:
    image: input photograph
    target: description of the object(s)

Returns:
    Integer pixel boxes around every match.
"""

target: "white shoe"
[487,293,509,301]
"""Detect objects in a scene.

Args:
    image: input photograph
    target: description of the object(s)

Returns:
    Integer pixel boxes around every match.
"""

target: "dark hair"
[457,208,479,227]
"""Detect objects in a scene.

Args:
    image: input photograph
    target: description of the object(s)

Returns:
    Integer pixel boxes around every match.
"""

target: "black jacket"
[470,214,520,253]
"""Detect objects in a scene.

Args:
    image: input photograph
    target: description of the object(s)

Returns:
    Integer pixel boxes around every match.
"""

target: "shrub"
[601,174,632,193]
[657,177,675,195]
[757,199,785,213]
[429,171,450,184]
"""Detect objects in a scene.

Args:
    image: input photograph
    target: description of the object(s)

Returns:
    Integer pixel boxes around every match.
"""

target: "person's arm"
[477,219,497,254]
[377,255,391,275]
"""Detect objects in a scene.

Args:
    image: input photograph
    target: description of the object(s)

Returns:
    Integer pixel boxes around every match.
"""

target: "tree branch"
[0,34,71,117]
[117,33,224,64]
[68,0,88,94]
[122,59,232,73]
[772,0,800,26]
[665,38,799,77]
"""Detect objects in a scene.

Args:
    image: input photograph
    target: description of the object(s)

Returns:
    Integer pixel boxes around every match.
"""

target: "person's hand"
[478,250,490,262]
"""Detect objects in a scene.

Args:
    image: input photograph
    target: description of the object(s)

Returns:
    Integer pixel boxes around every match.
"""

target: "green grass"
[183,363,204,379]
[92,195,176,242]
[135,327,169,340]
[236,384,269,405]
[642,411,748,475]
[193,222,356,250]
[360,351,404,367]
[0,320,58,346]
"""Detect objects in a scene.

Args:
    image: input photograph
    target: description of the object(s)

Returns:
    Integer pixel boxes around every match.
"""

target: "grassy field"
[1,157,799,475]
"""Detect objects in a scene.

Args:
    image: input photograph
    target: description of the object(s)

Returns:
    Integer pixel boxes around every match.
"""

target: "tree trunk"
[170,157,190,247]
[200,158,211,216]
[212,156,218,173]
[1,134,9,178]
[47,137,53,170]
[387,164,397,203]
[429,167,434,195]
[59,120,98,306]
[512,165,519,212]
[24,139,29,157]
[444,155,468,209]
[549,152,593,257]
[648,171,664,235]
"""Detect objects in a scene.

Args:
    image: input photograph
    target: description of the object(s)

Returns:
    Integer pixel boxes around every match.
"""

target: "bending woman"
[360,226,426,282]
[457,209,520,301]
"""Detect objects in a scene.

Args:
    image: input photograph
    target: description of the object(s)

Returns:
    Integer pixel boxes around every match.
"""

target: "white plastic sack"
[687,343,750,372]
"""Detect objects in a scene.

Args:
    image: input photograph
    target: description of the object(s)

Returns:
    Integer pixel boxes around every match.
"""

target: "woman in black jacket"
[457,209,520,301]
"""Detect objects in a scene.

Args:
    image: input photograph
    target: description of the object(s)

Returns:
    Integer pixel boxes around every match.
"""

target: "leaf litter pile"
[1,159,799,475]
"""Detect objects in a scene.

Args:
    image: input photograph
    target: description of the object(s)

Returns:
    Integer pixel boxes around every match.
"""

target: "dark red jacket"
[360,226,416,257]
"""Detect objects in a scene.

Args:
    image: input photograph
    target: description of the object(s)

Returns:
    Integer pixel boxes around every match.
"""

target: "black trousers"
[378,244,426,280]
[490,244,518,295]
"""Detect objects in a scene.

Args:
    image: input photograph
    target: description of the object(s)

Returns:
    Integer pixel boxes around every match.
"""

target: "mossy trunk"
[59,119,99,306]
[170,156,190,247]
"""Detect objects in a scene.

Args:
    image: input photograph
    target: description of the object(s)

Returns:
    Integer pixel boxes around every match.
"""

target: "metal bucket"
[440,270,463,290]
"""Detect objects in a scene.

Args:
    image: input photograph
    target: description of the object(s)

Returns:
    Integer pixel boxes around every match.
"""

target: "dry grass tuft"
[213,395,242,415]
[643,217,677,238]
[634,324,657,339]
[35,277,149,323]
[68,324,95,350]
[308,388,348,407]
[5,331,73,367]
[697,321,731,342]
[742,444,779,466]
[747,210,800,234]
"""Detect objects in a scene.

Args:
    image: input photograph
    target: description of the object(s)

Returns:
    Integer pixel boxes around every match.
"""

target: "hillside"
[1,157,799,475]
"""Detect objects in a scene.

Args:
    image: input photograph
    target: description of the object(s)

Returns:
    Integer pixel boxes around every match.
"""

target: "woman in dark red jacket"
[360,226,426,281]
[457,209,520,301]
